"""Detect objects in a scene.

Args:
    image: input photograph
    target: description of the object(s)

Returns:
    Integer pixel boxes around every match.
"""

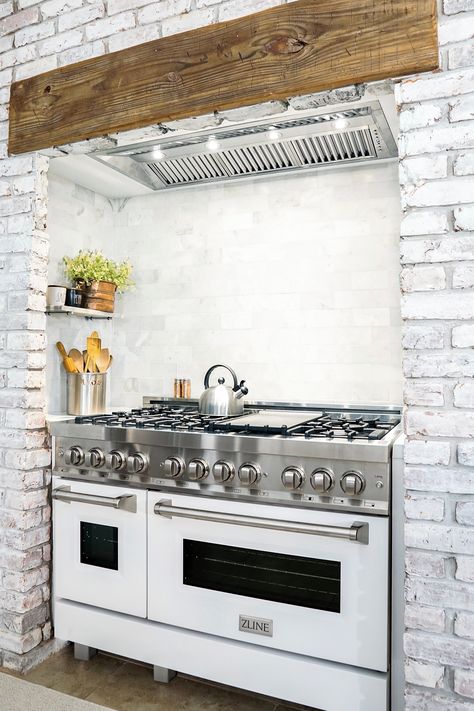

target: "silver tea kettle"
[199,364,248,416]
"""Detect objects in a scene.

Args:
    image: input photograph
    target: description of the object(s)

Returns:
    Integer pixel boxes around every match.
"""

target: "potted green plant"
[63,250,133,313]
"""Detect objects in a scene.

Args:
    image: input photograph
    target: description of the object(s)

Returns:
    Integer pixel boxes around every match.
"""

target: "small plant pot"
[84,280,116,313]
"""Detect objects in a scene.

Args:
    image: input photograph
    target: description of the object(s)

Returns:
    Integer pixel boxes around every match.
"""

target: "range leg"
[153,665,177,683]
[74,643,97,661]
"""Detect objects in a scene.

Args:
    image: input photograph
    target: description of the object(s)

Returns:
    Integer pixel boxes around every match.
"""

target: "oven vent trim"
[93,101,397,191]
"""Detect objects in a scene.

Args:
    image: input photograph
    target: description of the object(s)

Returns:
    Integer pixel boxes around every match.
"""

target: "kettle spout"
[234,380,249,400]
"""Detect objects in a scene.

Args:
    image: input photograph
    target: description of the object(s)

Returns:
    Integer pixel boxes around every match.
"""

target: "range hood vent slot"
[94,102,397,191]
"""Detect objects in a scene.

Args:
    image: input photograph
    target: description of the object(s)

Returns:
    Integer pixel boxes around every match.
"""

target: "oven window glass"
[183,540,340,612]
[80,522,118,571]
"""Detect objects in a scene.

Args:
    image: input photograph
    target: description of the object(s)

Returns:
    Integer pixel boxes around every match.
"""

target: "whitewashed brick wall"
[397,0,474,706]
[0,2,473,708]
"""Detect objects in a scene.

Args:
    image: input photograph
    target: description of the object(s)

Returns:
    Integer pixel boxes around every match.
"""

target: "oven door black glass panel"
[80,521,118,571]
[183,540,340,613]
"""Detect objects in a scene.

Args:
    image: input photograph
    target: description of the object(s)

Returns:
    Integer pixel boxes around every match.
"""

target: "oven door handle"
[154,500,369,544]
[53,486,137,513]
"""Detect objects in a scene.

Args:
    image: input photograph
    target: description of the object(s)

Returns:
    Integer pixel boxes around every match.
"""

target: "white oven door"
[53,479,147,618]
[148,492,389,672]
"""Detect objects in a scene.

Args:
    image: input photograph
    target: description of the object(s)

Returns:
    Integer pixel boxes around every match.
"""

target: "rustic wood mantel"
[9,0,438,155]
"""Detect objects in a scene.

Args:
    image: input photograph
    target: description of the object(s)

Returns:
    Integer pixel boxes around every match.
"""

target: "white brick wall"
[397,0,474,705]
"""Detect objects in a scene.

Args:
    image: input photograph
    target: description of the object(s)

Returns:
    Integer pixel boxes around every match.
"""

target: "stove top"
[74,405,400,442]
[52,400,402,515]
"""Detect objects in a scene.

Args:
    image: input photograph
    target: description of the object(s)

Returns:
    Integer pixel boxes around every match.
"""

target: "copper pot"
[84,280,116,313]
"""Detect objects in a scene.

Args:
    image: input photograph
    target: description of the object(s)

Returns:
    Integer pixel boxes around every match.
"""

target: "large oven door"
[53,479,147,618]
[148,492,389,672]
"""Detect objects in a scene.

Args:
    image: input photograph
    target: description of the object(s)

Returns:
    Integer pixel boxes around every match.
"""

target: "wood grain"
[9,0,438,155]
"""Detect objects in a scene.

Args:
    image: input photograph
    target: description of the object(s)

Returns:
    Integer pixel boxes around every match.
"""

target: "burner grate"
[74,407,399,441]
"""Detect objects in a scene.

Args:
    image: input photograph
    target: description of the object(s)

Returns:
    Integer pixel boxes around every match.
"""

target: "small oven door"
[53,479,147,618]
[148,492,389,672]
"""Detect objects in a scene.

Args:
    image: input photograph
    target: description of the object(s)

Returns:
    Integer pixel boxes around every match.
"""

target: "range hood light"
[93,101,397,190]
[206,135,220,152]
[267,126,282,141]
[334,117,349,130]
[151,146,164,160]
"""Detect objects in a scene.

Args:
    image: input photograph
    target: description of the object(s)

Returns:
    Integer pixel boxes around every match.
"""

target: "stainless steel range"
[52,400,400,514]
[51,399,401,711]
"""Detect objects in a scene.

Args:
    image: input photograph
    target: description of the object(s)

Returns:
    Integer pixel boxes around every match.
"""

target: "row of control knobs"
[64,446,366,496]
[64,446,147,474]
[162,457,262,486]
[281,466,365,496]
[163,457,366,496]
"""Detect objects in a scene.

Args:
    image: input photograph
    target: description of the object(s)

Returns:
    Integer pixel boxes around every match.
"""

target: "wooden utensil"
[86,331,101,372]
[69,348,84,373]
[95,349,110,374]
[56,342,77,373]
[56,341,68,360]
[86,355,96,373]
[87,331,101,353]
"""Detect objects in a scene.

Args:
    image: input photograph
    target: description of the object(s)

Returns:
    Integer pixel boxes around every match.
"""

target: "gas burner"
[287,412,398,441]
[74,406,400,442]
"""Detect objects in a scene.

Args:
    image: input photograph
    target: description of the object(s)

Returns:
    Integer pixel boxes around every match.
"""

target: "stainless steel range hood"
[92,101,397,192]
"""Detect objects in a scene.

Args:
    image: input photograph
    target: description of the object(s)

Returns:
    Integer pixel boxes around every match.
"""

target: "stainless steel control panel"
[54,436,391,515]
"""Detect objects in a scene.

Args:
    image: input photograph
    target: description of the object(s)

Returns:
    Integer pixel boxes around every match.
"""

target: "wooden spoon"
[95,349,110,374]
[69,348,84,373]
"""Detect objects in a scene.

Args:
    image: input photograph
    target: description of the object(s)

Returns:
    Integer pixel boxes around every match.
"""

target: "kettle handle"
[204,364,239,391]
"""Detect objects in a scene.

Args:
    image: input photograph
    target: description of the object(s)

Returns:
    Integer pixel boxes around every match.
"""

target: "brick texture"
[0,4,472,710]
[397,1,474,705]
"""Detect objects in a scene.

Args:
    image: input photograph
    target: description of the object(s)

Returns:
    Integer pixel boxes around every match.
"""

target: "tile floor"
[13,645,314,711]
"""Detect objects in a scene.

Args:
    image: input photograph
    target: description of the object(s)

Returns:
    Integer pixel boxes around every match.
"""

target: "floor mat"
[0,671,114,711]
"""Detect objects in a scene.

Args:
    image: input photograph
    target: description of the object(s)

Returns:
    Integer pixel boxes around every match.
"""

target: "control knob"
[64,446,84,467]
[187,458,209,481]
[281,466,305,490]
[341,470,366,496]
[85,448,105,468]
[238,463,261,487]
[310,468,334,494]
[162,456,185,478]
[126,453,148,474]
[105,450,126,472]
[212,460,235,483]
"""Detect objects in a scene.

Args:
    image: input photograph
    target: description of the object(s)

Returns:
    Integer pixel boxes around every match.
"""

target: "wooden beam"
[9,0,438,155]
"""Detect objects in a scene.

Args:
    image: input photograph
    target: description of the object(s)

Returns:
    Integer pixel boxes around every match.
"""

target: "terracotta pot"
[84,280,116,313]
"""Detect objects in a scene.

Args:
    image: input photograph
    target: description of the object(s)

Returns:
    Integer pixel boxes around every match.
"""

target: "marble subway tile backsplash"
[47,160,403,410]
